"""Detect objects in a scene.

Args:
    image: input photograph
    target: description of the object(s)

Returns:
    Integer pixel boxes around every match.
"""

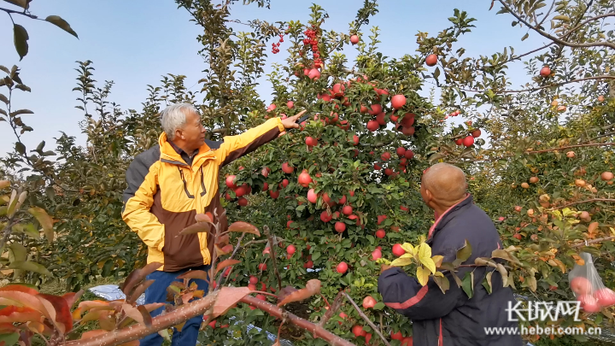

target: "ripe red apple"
[513,233,522,240]
[238,197,248,206]
[570,277,593,296]
[368,104,383,115]
[391,331,403,340]
[282,179,289,188]
[425,54,438,66]
[342,205,353,215]
[579,294,601,312]
[392,244,405,257]
[269,189,280,199]
[367,120,379,131]
[396,147,406,157]
[320,210,333,223]
[336,262,348,274]
[391,94,406,109]
[286,101,294,109]
[362,296,377,309]
[256,294,266,301]
[307,189,318,203]
[352,135,359,145]
[308,68,321,80]
[400,205,409,212]
[404,150,414,159]
[208,321,217,328]
[305,136,318,147]
[381,152,391,161]
[376,112,386,125]
[471,129,481,138]
[258,263,267,271]
[338,195,347,204]
[287,244,296,255]
[282,162,294,174]
[371,247,382,260]
[540,66,551,77]
[594,288,615,307]
[455,138,462,145]
[462,136,474,147]
[401,337,413,346]
[225,175,237,189]
[350,34,359,44]
[249,276,258,285]
[267,104,276,112]
[377,214,387,225]
[298,170,312,187]
[335,222,346,233]
[304,260,313,269]
[376,229,386,238]
[601,171,614,181]
[401,126,415,136]
[352,325,366,338]
[374,163,382,170]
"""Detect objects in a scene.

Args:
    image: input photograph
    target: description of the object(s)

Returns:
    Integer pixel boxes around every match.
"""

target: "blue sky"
[0,0,548,157]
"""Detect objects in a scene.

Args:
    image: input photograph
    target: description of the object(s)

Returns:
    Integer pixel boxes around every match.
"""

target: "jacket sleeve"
[378,266,465,320]
[216,117,285,166]
[121,155,165,251]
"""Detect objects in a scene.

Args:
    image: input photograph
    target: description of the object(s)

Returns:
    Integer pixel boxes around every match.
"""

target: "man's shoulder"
[128,145,160,173]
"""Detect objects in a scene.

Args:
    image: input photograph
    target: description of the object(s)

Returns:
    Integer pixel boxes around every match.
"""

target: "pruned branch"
[553,198,615,210]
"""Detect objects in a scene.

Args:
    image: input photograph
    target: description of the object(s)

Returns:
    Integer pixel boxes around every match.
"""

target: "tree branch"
[240,295,356,346]
[497,0,615,50]
[263,225,283,291]
[0,7,39,21]
[526,142,615,154]
[459,75,615,94]
[342,292,391,346]
[570,235,615,248]
[318,290,345,327]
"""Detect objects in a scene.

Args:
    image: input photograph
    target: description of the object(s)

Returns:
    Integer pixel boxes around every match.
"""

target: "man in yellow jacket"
[122,102,304,345]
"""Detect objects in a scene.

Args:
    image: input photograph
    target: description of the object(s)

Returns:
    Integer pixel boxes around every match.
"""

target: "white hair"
[160,103,198,140]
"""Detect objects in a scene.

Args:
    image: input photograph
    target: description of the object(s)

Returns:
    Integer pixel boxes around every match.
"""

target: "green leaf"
[0,333,20,345]
[483,271,493,294]
[45,15,79,39]
[15,142,25,155]
[8,243,27,262]
[311,251,321,261]
[373,302,385,310]
[521,33,529,41]
[8,260,52,276]
[553,15,570,22]
[0,94,8,105]
[461,271,474,298]
[453,239,472,266]
[433,275,450,294]
[13,24,29,61]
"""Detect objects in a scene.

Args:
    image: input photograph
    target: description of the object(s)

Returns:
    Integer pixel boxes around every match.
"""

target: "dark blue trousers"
[139,265,210,346]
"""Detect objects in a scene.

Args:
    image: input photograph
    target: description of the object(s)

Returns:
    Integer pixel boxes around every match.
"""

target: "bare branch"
[571,236,615,248]
[263,225,283,291]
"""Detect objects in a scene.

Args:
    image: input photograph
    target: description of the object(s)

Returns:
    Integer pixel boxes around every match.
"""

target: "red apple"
[225,175,237,189]
[287,101,294,109]
[298,170,312,187]
[269,189,280,199]
[571,277,593,295]
[335,222,346,233]
[362,296,377,309]
[336,262,348,274]
[404,150,414,159]
[287,244,296,255]
[392,244,405,257]
[401,337,414,346]
[594,288,615,307]
[368,104,383,115]
[305,136,318,147]
[579,294,601,312]
[238,197,248,206]
[352,325,366,338]
[308,68,321,80]
[381,152,391,161]
[320,210,333,223]
[307,189,318,203]
[371,247,382,260]
[425,54,438,66]
[462,136,474,147]
[391,94,406,109]
[249,276,258,284]
[396,147,406,157]
[350,35,359,44]
[376,229,386,238]
[540,66,551,77]
[304,260,313,269]
[282,162,294,174]
[471,129,481,138]
[391,331,403,340]
[367,120,379,131]
[258,263,267,271]
[342,205,353,215]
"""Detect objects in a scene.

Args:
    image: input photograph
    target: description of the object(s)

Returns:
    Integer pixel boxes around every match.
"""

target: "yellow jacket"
[122,117,285,271]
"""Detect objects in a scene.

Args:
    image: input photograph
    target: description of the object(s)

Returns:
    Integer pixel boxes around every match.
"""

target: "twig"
[263,225,283,291]
[458,75,615,94]
[318,290,346,327]
[0,7,39,21]
[571,236,615,248]
[342,292,391,346]
[498,0,615,50]
[216,232,246,289]
[553,198,615,210]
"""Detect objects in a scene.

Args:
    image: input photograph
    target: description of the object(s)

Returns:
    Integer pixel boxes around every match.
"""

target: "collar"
[168,139,198,158]
[427,193,473,241]
[158,132,212,167]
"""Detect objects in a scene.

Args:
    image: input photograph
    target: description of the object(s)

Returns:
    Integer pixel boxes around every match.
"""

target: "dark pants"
[139,265,210,346]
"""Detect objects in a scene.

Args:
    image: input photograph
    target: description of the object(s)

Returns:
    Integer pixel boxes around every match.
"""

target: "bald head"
[421,163,467,207]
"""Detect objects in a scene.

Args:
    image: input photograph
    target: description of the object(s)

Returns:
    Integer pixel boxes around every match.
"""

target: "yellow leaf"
[434,271,444,277]
[420,257,436,275]
[401,243,414,255]
[432,255,444,268]
[416,266,430,286]
[400,253,414,259]
[391,257,412,267]
[418,243,432,261]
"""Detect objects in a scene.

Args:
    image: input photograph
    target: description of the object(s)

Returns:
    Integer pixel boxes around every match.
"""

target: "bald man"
[378,163,523,346]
